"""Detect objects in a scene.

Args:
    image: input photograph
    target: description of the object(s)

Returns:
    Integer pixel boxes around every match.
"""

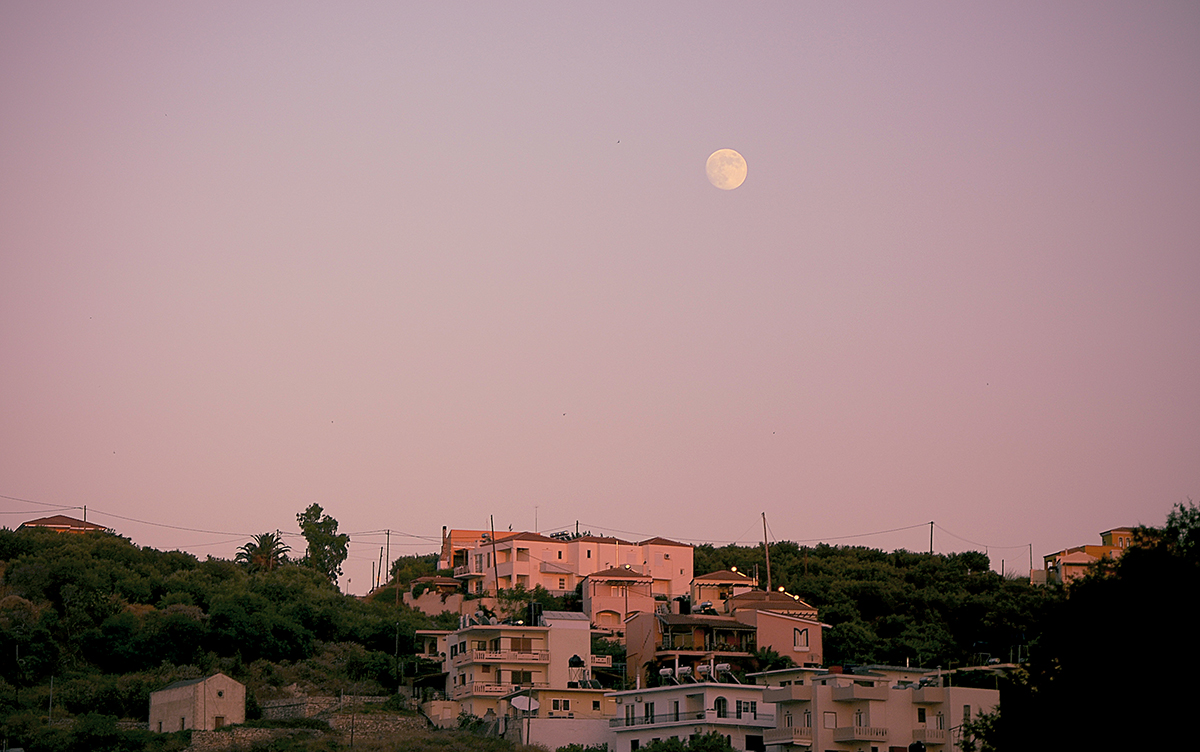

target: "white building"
[608,679,775,752]
[149,673,245,733]
[752,665,999,751]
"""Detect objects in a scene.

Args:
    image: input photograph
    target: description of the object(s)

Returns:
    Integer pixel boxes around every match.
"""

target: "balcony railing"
[914,727,947,744]
[763,685,813,703]
[832,725,888,742]
[590,655,613,667]
[453,564,482,578]
[659,637,756,654]
[830,683,889,702]
[610,709,775,729]
[763,726,813,745]
[450,681,549,699]
[452,649,550,666]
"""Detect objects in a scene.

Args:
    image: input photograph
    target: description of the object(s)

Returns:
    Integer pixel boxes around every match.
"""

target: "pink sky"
[2,2,1197,593]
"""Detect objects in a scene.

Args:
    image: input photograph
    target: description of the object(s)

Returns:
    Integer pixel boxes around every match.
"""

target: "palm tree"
[236,531,290,573]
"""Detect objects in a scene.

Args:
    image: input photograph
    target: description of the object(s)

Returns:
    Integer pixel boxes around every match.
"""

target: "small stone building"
[149,673,245,732]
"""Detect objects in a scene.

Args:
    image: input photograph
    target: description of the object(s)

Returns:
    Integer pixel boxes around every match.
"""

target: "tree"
[235,531,290,573]
[1003,500,1200,749]
[296,504,350,583]
[958,707,1000,752]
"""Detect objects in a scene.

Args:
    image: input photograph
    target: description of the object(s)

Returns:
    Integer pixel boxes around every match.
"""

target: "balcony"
[450,681,549,699]
[914,727,948,744]
[610,709,775,730]
[830,683,888,702]
[454,564,482,578]
[659,636,756,655]
[912,687,945,704]
[452,649,550,666]
[832,725,888,742]
[763,685,812,703]
[763,726,813,745]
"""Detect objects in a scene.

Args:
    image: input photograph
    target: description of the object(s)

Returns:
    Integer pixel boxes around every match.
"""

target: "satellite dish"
[511,696,540,712]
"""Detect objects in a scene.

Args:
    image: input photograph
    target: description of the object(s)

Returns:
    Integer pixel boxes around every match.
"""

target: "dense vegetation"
[4,501,1193,751]
[996,501,1199,750]
[0,521,454,750]
[694,541,1057,669]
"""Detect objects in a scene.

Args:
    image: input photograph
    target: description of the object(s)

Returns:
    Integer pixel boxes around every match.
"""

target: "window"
[553,699,561,710]
[214,716,225,729]
[964,705,972,722]
[630,741,639,751]
[558,551,563,559]
[715,697,728,718]
[823,711,837,729]
[794,628,809,649]
[644,702,655,724]
[510,636,533,651]
[481,664,490,674]
[587,550,592,559]
[594,700,601,711]
[157,722,162,733]
[562,699,570,711]
[511,670,533,685]
[559,578,566,589]
[917,707,926,723]
[626,705,636,726]
[673,701,680,722]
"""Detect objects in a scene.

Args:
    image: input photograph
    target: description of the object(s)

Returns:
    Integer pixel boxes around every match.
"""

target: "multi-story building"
[453,532,692,601]
[583,565,656,636]
[625,591,826,685]
[607,680,775,752]
[752,665,999,751]
[442,610,610,719]
[690,569,758,613]
[1042,526,1135,585]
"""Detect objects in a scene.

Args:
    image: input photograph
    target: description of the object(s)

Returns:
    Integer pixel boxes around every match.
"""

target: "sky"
[2,1,1198,594]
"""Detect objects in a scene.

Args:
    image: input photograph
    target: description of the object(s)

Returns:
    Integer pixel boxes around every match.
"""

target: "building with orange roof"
[1043,526,1135,585]
[690,568,759,614]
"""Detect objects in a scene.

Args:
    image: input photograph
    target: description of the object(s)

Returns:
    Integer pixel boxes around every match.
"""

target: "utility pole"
[929,521,934,555]
[490,516,500,596]
[762,513,772,592]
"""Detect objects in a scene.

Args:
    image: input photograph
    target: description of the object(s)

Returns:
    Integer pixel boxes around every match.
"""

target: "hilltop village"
[1,504,1195,752]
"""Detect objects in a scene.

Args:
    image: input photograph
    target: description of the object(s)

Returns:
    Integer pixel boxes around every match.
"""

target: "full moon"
[706,148,747,190]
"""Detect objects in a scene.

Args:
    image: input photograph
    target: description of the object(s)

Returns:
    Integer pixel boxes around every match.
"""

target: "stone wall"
[326,714,427,737]
[190,728,307,751]
[260,694,396,719]
[189,713,425,750]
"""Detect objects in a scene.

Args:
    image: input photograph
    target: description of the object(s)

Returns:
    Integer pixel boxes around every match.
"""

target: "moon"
[706,148,747,190]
